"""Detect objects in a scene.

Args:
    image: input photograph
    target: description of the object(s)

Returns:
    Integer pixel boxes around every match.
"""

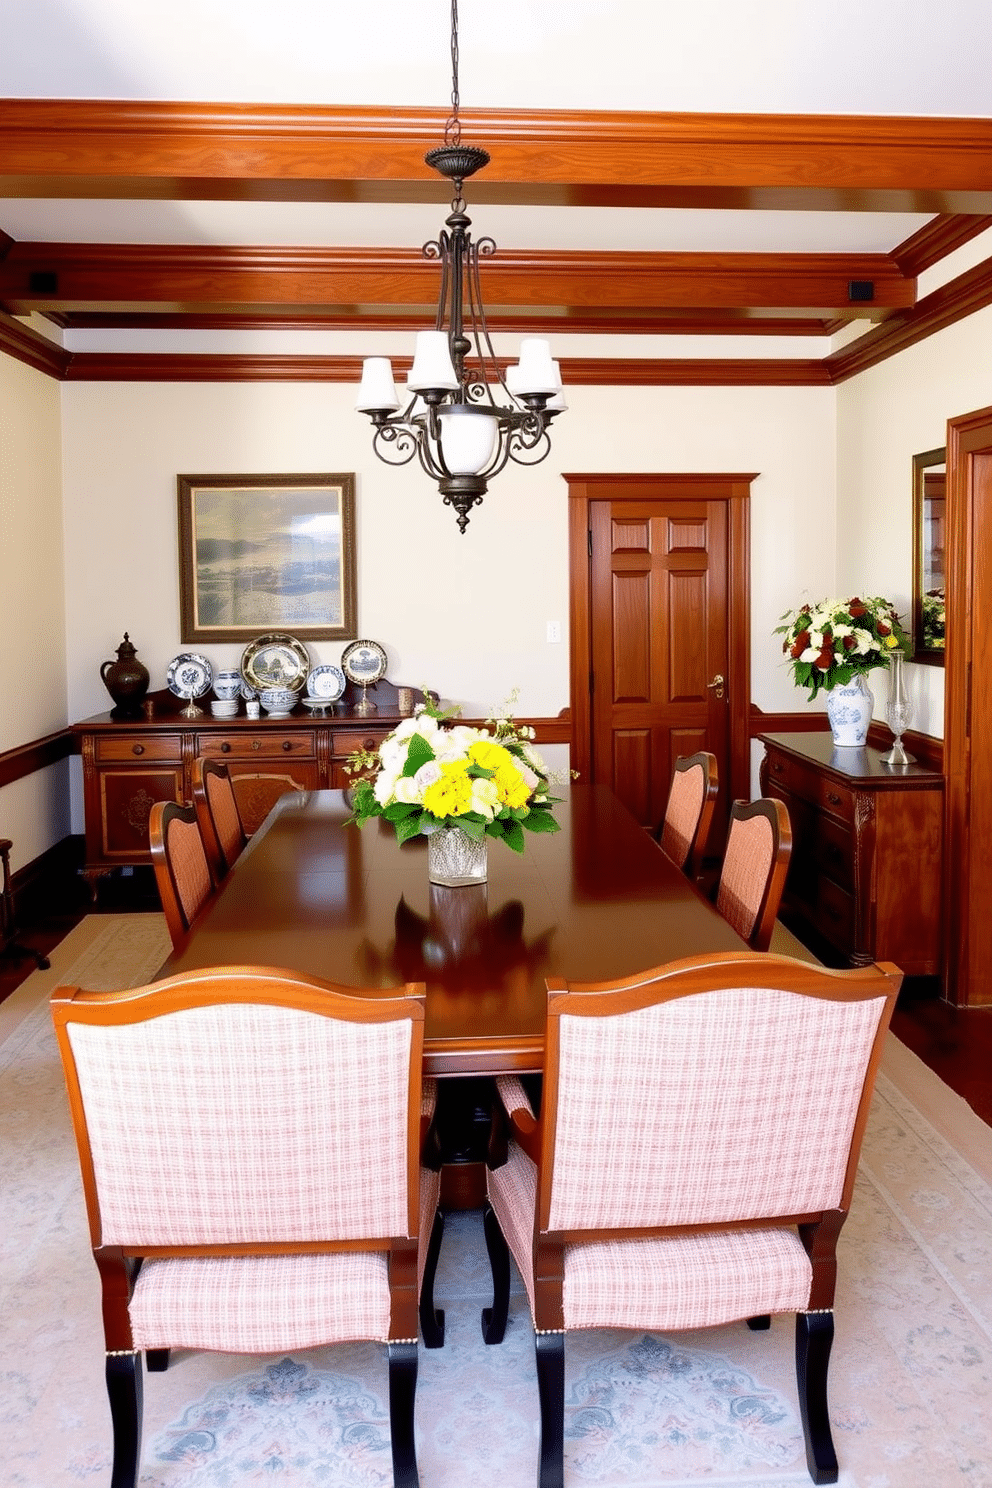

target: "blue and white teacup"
[214,668,242,701]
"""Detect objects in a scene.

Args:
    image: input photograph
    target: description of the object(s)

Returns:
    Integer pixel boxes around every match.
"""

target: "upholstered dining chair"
[148,798,215,948]
[482,950,901,1488]
[192,755,249,881]
[654,751,718,880]
[714,795,792,951]
[50,964,442,1488]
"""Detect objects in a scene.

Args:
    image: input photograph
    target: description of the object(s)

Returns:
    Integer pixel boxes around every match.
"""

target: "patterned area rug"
[2,917,990,1487]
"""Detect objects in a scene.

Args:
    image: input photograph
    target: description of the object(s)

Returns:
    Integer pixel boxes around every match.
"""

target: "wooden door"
[944,405,992,1004]
[568,473,754,843]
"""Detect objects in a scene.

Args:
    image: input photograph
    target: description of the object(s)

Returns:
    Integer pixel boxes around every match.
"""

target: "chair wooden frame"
[148,798,215,948]
[482,951,902,1488]
[51,965,435,1488]
[716,795,792,951]
[655,751,719,880]
[192,755,249,882]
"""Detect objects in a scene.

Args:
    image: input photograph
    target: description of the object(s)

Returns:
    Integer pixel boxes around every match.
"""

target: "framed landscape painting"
[177,473,356,643]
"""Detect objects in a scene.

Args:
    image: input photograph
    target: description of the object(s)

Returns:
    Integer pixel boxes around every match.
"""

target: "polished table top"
[162,785,747,1076]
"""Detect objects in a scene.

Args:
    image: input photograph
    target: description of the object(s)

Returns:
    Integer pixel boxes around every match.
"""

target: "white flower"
[852,627,874,655]
[522,743,547,775]
[831,623,852,639]
[800,646,820,663]
[470,777,500,820]
[393,775,422,805]
[433,724,480,762]
[413,760,443,792]
[374,768,401,806]
[378,737,407,773]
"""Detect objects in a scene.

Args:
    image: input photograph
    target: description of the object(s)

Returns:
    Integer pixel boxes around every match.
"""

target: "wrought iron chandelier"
[355,0,566,533]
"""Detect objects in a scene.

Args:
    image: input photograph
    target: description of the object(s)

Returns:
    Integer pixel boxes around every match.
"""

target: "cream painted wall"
[60,378,837,721]
[835,302,992,739]
[0,352,70,869]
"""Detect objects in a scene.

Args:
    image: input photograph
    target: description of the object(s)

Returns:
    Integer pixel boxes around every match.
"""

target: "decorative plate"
[166,652,213,700]
[306,664,346,702]
[240,633,311,694]
[340,639,387,687]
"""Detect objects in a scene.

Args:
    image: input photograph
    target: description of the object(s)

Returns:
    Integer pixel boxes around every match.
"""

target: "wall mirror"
[912,446,946,666]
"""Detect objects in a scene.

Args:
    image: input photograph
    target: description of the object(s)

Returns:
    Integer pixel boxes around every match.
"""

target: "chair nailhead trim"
[391,1337,418,1345]
[800,1308,834,1316]
[106,1349,138,1357]
[534,1326,565,1336]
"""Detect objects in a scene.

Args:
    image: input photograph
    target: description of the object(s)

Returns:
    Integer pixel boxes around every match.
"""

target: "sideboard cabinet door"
[759,732,943,977]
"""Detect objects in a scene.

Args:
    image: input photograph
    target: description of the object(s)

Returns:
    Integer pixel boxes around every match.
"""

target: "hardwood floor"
[2,868,990,1128]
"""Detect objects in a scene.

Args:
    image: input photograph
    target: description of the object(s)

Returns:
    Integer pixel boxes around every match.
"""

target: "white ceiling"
[2,0,991,117]
[2,0,990,353]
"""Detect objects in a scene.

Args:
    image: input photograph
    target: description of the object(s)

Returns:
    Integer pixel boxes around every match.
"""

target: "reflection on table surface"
[162,785,746,1075]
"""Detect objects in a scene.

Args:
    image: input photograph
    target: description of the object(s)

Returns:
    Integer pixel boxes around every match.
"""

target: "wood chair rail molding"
[3,101,992,207]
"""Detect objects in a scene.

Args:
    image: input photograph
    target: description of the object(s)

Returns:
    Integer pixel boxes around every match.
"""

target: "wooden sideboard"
[74,704,400,891]
[758,731,944,977]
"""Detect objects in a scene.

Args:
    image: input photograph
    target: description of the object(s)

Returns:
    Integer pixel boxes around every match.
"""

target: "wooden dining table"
[161,783,748,1078]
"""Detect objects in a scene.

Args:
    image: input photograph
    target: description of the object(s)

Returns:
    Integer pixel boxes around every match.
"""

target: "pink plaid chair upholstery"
[148,799,215,948]
[482,951,901,1488]
[51,965,442,1488]
[655,752,718,879]
[715,795,792,950]
[192,756,249,881]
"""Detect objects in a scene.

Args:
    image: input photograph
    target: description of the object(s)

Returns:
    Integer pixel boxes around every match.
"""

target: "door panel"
[589,496,731,836]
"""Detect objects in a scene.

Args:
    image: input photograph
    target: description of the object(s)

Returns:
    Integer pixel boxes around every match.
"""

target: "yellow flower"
[421,760,473,818]
[884,634,900,649]
[493,761,531,810]
[467,739,514,773]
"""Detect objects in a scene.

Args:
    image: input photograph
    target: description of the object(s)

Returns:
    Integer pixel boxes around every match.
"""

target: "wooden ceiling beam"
[0,242,914,316]
[1,101,991,210]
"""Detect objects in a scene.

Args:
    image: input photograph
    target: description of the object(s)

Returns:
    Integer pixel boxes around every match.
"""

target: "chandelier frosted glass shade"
[355,357,401,413]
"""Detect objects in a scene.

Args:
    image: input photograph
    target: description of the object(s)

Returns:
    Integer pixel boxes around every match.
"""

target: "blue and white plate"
[166,652,213,700]
[306,664,346,702]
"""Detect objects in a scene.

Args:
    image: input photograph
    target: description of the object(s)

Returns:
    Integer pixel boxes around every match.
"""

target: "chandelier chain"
[444,0,462,148]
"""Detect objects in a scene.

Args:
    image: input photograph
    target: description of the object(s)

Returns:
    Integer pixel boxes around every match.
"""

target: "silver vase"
[427,825,488,887]
[882,651,914,765]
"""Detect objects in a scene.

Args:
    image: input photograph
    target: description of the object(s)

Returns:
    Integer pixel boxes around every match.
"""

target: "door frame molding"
[943,403,992,1005]
[565,472,755,803]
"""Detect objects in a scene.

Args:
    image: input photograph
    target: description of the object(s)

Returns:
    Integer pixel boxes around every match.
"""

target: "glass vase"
[882,651,915,765]
[427,825,488,887]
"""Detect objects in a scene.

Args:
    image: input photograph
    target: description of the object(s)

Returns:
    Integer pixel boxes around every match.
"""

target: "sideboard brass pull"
[251,739,261,751]
[282,740,292,751]
[220,742,231,754]
[131,744,144,756]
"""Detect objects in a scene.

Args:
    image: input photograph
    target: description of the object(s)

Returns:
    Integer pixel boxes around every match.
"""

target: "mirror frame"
[912,446,946,667]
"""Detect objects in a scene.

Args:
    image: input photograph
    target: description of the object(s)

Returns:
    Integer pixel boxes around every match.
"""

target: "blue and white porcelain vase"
[825,671,873,747]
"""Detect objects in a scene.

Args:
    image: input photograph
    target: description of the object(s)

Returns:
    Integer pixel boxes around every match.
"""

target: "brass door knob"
[706,674,726,700]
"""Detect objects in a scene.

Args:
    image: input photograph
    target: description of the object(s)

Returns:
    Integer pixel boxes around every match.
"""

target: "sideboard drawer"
[95,733,183,763]
[332,730,388,758]
[199,731,316,760]
[818,777,856,825]
[816,874,855,950]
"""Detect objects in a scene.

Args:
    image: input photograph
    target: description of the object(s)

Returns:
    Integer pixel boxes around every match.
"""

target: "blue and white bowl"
[258,686,296,717]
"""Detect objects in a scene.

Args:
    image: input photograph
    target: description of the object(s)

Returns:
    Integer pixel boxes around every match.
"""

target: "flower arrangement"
[921,589,945,650]
[775,595,911,700]
[345,694,560,852]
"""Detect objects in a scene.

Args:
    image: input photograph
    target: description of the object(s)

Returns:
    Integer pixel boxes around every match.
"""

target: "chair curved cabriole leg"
[419,1208,446,1348]
[481,1201,510,1345]
[145,1348,170,1371]
[106,1351,142,1488]
[746,1314,771,1330]
[387,1340,420,1488]
[795,1311,839,1485]
[535,1331,565,1488]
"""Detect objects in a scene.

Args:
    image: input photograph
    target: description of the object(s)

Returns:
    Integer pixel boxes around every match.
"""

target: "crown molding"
[827,254,992,382]
[0,309,69,377]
